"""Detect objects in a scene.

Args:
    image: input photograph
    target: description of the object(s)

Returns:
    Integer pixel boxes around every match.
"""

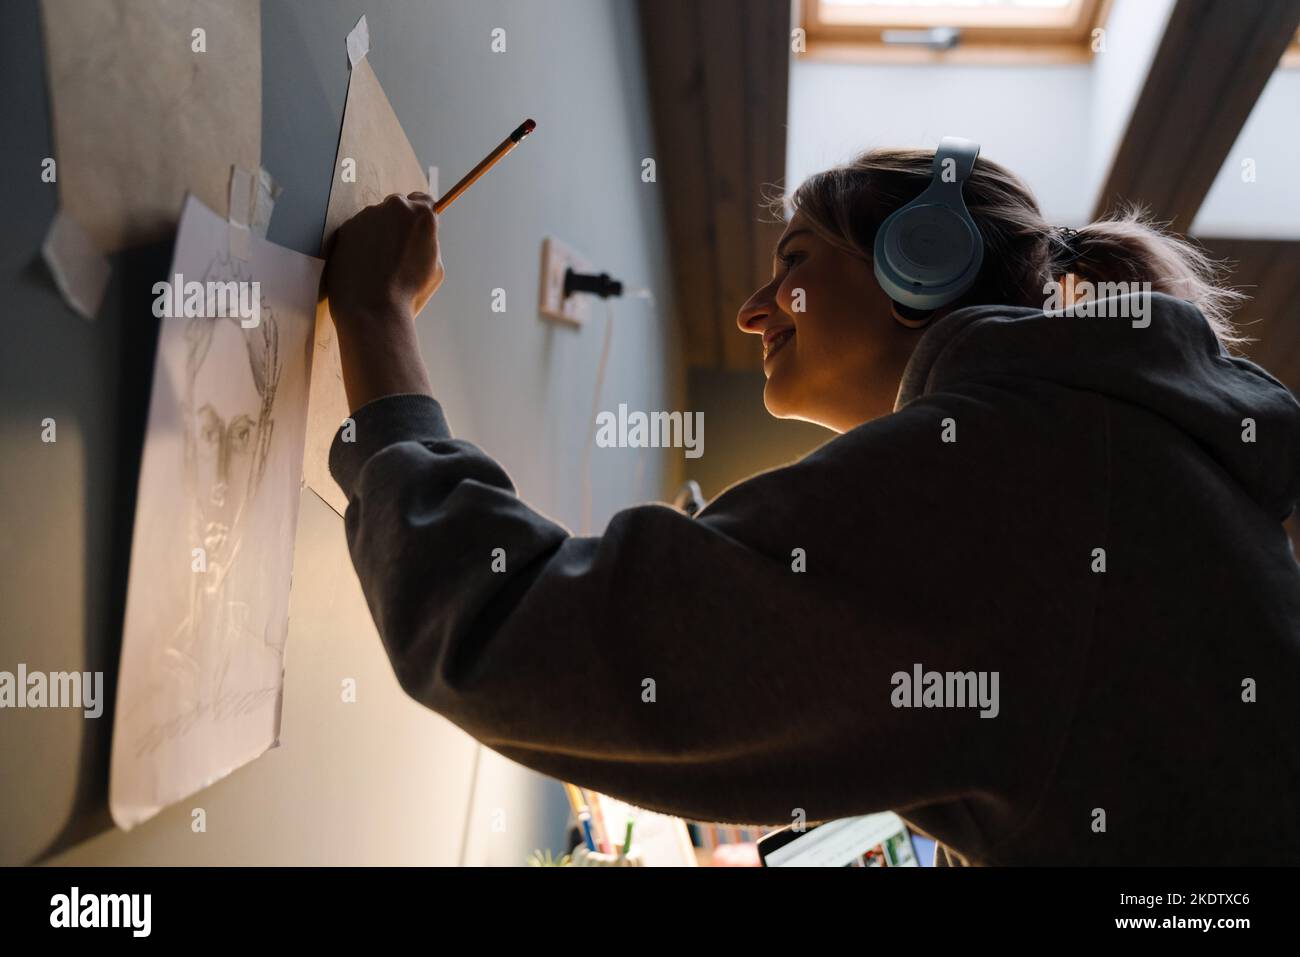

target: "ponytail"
[1061,204,1249,347]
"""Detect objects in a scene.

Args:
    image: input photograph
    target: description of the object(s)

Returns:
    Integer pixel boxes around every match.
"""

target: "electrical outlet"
[538,236,593,326]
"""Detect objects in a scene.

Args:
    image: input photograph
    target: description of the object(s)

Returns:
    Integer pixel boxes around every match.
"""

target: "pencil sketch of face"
[183,307,279,573]
[357,157,383,207]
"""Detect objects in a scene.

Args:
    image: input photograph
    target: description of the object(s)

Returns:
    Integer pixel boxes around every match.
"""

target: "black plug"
[563,268,624,299]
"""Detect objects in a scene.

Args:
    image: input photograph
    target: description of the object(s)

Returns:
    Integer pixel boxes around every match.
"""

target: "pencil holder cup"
[571,846,645,867]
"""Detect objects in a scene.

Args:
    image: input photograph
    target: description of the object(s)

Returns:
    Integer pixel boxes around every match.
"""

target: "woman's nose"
[736,287,774,335]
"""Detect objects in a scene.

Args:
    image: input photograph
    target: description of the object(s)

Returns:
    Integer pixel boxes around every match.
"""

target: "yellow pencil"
[562,782,586,820]
[433,118,536,214]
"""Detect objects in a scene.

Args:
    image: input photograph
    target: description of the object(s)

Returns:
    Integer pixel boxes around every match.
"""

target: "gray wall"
[0,0,682,866]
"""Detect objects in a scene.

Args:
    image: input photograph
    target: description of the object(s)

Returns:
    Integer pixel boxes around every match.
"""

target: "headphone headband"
[933,136,979,181]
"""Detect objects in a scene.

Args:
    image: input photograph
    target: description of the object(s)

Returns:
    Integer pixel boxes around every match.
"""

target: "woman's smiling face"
[736,210,918,433]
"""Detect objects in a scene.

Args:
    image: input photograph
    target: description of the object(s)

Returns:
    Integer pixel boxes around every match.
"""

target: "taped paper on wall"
[40,0,261,252]
[305,55,427,516]
[109,195,321,830]
[306,22,475,517]
[42,209,110,321]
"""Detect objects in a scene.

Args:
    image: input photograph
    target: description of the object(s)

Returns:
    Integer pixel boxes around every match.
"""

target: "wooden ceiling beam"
[638,0,720,367]
[1093,0,1300,232]
[638,0,791,370]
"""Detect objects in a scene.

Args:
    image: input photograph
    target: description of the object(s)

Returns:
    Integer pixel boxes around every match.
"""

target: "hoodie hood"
[895,291,1300,520]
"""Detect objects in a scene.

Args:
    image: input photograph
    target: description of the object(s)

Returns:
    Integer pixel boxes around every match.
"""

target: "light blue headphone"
[873,137,984,316]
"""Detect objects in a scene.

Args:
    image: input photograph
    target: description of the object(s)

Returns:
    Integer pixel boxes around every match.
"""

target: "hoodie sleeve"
[327,390,1098,829]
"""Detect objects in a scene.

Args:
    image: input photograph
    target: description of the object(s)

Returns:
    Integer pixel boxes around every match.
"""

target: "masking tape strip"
[250,167,282,238]
[228,165,254,260]
[346,15,369,68]
[42,209,110,322]
[427,165,438,199]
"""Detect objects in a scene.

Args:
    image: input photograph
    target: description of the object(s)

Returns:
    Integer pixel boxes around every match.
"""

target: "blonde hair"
[777,148,1248,348]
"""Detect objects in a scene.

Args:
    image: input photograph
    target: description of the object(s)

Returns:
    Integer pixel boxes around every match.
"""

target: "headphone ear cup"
[891,206,979,278]
[875,210,983,312]
[873,137,984,311]
[891,301,936,329]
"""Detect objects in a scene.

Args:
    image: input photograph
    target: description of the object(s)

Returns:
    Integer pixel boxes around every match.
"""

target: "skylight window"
[799,0,1111,63]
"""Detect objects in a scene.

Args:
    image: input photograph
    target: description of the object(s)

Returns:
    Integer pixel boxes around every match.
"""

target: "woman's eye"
[778,252,802,269]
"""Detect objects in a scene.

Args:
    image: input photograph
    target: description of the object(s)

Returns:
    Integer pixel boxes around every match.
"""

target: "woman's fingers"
[324,189,446,330]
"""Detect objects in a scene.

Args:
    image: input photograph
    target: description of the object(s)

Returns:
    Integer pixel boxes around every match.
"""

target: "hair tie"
[1054,226,1083,271]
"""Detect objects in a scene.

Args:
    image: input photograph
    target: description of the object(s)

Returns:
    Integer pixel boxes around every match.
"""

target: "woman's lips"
[763,327,794,362]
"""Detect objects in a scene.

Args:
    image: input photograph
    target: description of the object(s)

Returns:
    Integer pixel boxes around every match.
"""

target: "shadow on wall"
[29,240,172,864]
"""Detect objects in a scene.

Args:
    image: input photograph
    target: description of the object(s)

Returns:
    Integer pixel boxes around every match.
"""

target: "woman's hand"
[325,191,445,330]
[323,192,443,412]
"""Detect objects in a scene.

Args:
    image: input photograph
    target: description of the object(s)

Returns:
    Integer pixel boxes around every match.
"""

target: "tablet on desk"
[757,811,928,867]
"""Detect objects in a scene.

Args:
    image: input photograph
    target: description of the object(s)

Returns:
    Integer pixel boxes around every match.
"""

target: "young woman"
[321,146,1300,866]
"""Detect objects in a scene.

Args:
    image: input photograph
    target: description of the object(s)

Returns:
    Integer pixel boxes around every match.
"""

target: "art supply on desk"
[581,786,613,853]
[572,846,644,867]
[587,792,697,866]
[562,782,586,819]
[578,811,597,853]
[621,818,635,858]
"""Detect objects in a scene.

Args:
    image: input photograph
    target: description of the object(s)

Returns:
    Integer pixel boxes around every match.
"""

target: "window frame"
[797,0,1114,65]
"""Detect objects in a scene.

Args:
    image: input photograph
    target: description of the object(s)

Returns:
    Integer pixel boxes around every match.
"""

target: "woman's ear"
[890,300,936,329]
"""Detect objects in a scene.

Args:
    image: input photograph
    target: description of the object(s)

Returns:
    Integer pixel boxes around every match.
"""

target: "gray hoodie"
[329,292,1300,865]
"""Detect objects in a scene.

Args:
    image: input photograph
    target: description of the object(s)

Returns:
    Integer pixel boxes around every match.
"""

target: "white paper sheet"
[109,195,321,830]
